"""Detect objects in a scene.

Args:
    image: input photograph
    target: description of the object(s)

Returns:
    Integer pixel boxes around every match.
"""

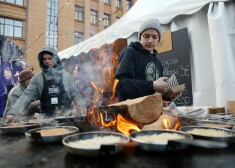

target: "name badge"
[51,97,58,104]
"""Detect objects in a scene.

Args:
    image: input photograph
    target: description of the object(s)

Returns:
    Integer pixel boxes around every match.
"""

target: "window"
[75,6,84,21]
[75,32,84,44]
[103,14,111,27]
[0,0,24,6]
[126,0,132,10]
[103,0,110,4]
[90,10,98,24]
[46,0,58,50]
[0,17,23,38]
[116,0,122,8]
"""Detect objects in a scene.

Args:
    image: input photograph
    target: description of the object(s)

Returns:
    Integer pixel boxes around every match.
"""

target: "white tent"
[58,0,235,108]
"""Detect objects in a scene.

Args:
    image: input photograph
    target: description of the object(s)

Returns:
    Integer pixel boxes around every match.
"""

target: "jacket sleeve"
[3,90,20,118]
[115,48,155,101]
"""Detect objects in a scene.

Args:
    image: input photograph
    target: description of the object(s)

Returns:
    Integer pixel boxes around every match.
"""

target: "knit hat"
[19,70,34,83]
[138,18,162,42]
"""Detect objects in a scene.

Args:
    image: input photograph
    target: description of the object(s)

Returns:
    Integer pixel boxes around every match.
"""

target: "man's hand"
[153,77,169,92]
[31,100,40,107]
[4,114,15,124]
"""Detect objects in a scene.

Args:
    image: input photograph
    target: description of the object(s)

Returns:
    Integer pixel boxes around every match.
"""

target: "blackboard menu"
[158,28,193,106]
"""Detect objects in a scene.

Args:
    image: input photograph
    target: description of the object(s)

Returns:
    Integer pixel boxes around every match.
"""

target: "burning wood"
[106,94,162,125]
[87,94,162,135]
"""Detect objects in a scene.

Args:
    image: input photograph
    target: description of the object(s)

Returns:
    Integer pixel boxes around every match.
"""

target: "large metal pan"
[130,130,193,152]
[25,126,79,143]
[179,126,235,143]
[0,122,40,134]
[130,130,227,153]
[62,131,130,157]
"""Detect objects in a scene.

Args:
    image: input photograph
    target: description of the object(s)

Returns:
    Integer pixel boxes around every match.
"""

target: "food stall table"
[1,134,235,168]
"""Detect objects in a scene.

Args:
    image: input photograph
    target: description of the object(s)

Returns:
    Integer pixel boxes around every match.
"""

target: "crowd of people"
[3,18,169,124]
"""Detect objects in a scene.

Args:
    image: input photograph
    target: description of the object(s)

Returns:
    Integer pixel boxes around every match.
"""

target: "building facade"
[0,0,136,72]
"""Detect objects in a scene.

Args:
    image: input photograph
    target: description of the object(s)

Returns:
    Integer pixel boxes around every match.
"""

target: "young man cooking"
[115,18,168,101]
[5,47,85,123]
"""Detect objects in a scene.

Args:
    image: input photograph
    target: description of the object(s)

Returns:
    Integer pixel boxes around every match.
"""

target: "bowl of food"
[25,126,79,143]
[130,130,193,152]
[179,126,235,143]
[62,131,130,157]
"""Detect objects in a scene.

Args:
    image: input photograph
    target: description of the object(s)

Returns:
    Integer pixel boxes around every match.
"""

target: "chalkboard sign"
[158,28,193,106]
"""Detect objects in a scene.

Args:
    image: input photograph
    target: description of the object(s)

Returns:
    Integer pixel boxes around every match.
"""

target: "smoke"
[64,44,118,110]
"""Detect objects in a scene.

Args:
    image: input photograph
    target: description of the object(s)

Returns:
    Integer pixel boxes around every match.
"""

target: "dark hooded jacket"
[7,47,85,117]
[115,41,163,101]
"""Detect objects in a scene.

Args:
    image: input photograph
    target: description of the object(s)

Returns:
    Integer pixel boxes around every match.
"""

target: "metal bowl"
[62,131,130,157]
[25,126,79,143]
[179,126,235,143]
[130,130,193,152]
[0,122,40,134]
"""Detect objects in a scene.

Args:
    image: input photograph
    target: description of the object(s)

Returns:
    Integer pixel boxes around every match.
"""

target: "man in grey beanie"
[115,18,168,101]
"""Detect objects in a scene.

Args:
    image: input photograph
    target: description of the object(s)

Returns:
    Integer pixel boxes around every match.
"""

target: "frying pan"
[0,122,40,134]
[25,126,79,143]
[62,131,130,157]
[179,126,235,143]
[130,130,228,153]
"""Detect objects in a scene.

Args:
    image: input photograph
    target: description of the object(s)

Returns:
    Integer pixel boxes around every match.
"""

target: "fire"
[116,114,140,136]
[91,82,104,94]
[162,114,180,130]
[88,44,119,107]
[87,109,140,136]
[162,116,171,129]
[84,43,141,136]
[99,112,116,127]
[111,79,119,99]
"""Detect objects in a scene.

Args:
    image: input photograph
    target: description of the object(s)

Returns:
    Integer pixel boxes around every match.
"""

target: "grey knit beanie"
[138,18,162,42]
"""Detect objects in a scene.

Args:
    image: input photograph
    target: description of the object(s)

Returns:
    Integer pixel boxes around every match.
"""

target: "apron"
[40,73,71,116]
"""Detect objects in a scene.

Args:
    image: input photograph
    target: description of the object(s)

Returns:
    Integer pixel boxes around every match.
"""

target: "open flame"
[85,44,141,136]
[117,114,140,136]
[89,44,119,107]
[162,114,180,130]
[88,110,140,136]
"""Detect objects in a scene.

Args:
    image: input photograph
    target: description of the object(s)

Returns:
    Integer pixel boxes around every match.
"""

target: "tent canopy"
[58,0,229,59]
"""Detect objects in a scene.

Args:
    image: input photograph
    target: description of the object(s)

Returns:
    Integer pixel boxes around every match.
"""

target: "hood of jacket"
[129,41,158,55]
[38,47,63,73]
